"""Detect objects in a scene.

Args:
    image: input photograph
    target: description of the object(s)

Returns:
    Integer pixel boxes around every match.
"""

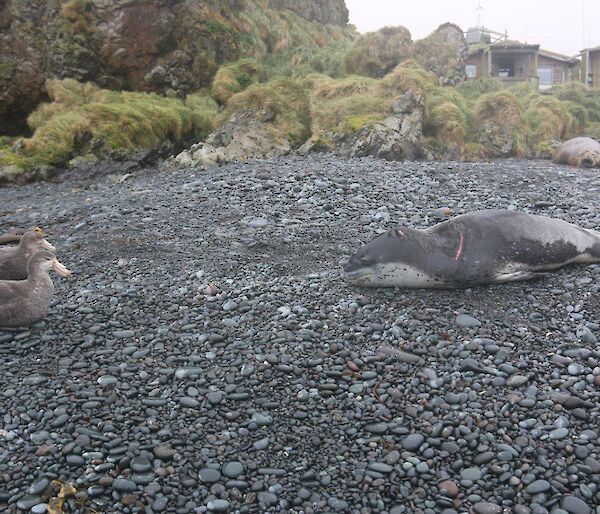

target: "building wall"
[489,52,536,78]
[466,53,486,78]
[592,51,600,88]
[581,51,590,85]
[580,50,600,89]
[537,55,570,85]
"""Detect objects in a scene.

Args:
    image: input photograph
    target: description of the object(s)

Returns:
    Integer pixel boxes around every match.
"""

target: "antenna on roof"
[582,0,586,49]
[476,1,484,27]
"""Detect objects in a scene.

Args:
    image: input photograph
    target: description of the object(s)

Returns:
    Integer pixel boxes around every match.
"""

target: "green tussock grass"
[551,82,600,122]
[473,90,527,156]
[0,79,218,170]
[234,0,356,78]
[457,78,503,101]
[410,23,466,82]
[211,58,262,105]
[262,40,350,80]
[309,75,388,138]
[426,98,469,153]
[218,77,311,147]
[344,26,412,78]
[379,60,439,97]
[584,122,600,140]
[524,94,574,153]
[308,61,445,143]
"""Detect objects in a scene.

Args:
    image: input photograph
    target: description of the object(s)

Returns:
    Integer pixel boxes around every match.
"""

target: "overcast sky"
[345,0,598,57]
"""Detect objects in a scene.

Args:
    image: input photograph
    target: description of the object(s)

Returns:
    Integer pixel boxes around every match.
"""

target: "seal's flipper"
[492,271,549,284]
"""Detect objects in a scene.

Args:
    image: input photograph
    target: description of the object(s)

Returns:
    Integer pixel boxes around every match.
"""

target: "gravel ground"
[1,155,600,514]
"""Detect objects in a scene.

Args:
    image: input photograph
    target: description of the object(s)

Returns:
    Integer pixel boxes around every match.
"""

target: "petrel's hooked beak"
[52,258,72,278]
[42,239,56,252]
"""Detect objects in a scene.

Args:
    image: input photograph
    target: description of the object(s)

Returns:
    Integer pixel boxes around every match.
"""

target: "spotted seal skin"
[345,209,600,289]
[553,137,600,168]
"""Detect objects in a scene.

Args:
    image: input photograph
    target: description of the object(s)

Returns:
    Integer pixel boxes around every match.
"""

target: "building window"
[538,67,553,86]
[465,64,477,78]
[496,58,515,77]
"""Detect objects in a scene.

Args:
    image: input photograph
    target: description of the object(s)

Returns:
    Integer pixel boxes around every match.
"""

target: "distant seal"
[553,137,600,168]
[344,209,600,288]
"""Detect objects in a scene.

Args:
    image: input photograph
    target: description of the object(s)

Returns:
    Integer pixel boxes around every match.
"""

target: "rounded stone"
[112,478,137,492]
[222,462,244,478]
[402,433,425,451]
[199,468,222,483]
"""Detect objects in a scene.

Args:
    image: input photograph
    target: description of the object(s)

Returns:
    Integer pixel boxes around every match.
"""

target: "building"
[580,45,600,88]
[465,27,579,89]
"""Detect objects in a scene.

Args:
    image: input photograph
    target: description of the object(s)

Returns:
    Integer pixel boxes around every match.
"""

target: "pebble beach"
[1,155,600,514]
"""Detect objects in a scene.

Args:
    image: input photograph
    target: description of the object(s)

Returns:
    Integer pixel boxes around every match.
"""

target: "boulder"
[334,91,426,160]
[171,110,291,167]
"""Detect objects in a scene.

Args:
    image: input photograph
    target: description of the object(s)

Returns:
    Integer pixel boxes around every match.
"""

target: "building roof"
[490,39,539,50]
[538,49,579,64]
[582,45,600,53]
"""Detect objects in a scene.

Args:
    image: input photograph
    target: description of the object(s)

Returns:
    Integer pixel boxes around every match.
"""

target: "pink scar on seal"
[454,231,465,261]
[395,229,405,237]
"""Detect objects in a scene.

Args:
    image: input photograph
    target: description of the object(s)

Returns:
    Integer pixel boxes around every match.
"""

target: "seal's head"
[344,227,431,287]
[576,149,600,168]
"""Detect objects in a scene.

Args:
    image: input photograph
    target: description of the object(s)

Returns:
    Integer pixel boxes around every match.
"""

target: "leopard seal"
[344,209,600,288]
[553,137,600,168]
